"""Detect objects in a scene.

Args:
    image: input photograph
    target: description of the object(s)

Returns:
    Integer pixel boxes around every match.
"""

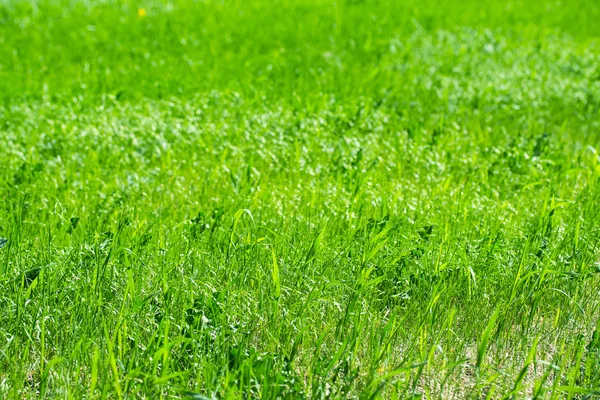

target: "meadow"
[1,0,600,398]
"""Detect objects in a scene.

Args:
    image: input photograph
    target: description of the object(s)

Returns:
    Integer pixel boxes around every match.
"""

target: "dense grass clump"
[1,0,600,398]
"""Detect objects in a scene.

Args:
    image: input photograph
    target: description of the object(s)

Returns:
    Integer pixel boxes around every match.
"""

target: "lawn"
[1,0,600,398]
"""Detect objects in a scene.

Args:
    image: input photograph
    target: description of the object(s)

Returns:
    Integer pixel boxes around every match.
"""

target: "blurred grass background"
[2,0,600,102]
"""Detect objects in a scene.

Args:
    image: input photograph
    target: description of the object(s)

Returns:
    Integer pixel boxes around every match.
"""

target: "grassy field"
[1,0,600,398]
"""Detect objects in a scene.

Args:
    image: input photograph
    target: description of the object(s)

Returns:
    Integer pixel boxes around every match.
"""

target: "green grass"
[1,0,600,398]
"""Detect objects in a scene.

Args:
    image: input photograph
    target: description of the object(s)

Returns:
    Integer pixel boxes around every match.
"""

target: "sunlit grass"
[1,0,600,398]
